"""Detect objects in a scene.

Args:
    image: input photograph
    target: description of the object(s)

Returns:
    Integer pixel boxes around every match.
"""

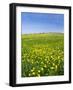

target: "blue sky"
[21,12,64,34]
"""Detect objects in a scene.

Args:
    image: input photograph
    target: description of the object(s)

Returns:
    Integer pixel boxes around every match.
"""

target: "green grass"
[21,33,64,77]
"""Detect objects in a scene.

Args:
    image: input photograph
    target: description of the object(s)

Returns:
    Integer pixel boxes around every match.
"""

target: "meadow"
[21,33,64,77]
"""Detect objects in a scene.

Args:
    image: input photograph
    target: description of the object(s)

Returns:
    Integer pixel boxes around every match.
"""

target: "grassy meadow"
[21,33,64,77]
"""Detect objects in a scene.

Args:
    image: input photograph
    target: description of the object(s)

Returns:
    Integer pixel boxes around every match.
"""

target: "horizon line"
[21,32,64,34]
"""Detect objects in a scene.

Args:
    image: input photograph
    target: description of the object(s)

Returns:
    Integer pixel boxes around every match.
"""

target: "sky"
[21,12,64,34]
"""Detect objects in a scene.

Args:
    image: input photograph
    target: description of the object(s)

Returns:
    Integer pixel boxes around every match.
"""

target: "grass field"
[21,33,64,77]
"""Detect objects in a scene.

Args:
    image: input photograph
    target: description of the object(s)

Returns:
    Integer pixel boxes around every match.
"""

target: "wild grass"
[21,33,64,77]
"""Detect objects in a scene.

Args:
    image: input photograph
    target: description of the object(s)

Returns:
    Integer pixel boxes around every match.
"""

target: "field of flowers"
[21,33,64,77]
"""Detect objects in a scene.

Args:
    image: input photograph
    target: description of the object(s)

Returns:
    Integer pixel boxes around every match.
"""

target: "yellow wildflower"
[44,64,47,68]
[38,70,40,73]
[32,72,35,75]
[41,68,44,71]
[37,74,40,77]
[51,67,54,69]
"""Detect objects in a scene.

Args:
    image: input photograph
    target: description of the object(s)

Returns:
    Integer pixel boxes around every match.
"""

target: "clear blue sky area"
[21,12,64,34]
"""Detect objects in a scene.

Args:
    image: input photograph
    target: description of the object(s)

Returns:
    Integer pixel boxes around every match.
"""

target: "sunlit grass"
[21,33,64,77]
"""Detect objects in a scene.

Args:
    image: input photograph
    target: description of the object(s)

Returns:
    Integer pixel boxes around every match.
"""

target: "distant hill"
[22,32,64,35]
